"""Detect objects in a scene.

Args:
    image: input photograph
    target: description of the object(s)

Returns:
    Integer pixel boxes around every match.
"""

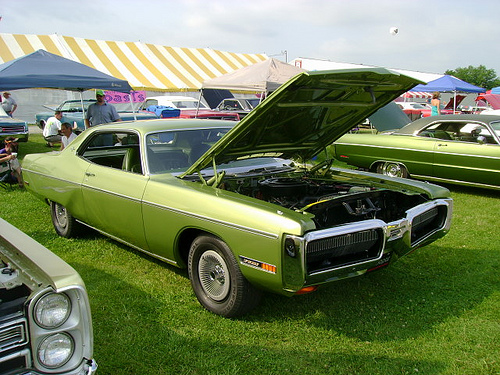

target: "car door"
[432,124,500,186]
[80,130,149,250]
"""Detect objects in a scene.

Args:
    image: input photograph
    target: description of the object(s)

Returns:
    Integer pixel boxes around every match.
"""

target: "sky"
[2,0,500,76]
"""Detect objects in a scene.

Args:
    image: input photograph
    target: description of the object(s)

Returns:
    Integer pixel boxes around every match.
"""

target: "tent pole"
[129,91,137,120]
[80,91,85,130]
[196,90,202,118]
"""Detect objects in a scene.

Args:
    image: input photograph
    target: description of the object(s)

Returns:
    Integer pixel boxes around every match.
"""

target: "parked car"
[22,68,453,317]
[334,114,500,190]
[0,218,97,374]
[140,96,239,121]
[35,99,158,132]
[397,101,429,120]
[397,96,464,120]
[140,95,208,110]
[0,105,28,142]
[215,98,261,119]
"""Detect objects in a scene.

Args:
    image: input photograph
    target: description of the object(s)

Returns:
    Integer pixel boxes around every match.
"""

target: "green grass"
[2,129,499,374]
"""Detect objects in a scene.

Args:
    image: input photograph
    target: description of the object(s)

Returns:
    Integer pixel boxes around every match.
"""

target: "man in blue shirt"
[84,90,122,128]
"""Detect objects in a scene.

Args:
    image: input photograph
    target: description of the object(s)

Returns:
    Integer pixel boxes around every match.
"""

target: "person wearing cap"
[1,92,17,117]
[43,111,63,147]
[84,90,122,129]
[0,137,23,187]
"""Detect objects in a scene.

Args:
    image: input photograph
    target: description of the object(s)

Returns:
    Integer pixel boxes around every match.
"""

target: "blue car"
[36,100,158,132]
[0,105,28,142]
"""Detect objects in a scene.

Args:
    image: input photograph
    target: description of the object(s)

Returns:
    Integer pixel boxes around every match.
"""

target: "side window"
[80,131,142,174]
[418,123,452,140]
[458,124,494,144]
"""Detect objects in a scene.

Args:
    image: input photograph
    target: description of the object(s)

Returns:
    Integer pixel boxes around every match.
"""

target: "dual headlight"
[34,292,74,368]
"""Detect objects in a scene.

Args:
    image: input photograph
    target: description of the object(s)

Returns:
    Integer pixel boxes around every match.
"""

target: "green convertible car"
[22,68,453,317]
[335,114,500,191]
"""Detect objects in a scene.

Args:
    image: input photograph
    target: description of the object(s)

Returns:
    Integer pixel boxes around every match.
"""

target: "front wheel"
[50,201,81,238]
[188,235,261,317]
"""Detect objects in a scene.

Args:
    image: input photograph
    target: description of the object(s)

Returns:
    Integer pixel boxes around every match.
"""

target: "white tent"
[202,58,306,92]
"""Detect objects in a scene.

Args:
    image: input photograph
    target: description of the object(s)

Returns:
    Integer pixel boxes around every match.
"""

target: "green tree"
[445,65,500,90]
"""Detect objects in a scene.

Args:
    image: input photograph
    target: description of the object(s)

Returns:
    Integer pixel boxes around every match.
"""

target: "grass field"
[2,130,499,374]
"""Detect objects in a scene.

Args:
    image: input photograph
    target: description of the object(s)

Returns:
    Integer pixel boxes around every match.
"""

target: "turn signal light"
[295,286,318,295]
[261,263,276,273]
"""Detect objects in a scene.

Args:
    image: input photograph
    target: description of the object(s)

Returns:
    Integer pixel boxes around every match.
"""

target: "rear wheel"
[377,162,408,178]
[50,201,81,238]
[188,235,261,317]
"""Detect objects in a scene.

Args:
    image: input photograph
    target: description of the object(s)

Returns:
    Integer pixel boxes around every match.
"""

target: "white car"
[397,102,429,110]
[140,96,209,110]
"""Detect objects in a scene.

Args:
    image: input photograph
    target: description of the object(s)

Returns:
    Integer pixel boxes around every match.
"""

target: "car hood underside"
[183,68,421,176]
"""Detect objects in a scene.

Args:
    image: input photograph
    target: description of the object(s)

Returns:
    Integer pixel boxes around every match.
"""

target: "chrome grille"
[411,206,445,246]
[306,228,383,273]
[0,320,27,353]
[0,125,26,133]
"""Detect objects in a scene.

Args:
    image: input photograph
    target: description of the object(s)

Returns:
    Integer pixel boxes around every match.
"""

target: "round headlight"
[38,332,74,368]
[34,293,71,328]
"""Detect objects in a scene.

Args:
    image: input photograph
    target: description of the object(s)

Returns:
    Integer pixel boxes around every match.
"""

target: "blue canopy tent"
[0,49,133,120]
[0,49,132,92]
[410,75,484,112]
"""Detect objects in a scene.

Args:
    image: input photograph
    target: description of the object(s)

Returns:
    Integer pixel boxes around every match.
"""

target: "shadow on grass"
[59,217,498,348]
[442,183,499,198]
[73,262,445,375]
[251,241,499,343]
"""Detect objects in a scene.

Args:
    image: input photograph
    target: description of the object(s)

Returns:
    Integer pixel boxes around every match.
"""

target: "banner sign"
[104,90,146,103]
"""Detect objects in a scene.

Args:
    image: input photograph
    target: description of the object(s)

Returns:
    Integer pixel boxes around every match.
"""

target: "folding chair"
[0,162,17,190]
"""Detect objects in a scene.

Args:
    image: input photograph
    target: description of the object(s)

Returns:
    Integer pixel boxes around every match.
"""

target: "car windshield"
[490,121,500,137]
[490,121,500,132]
[145,128,295,176]
[170,100,208,109]
[246,98,261,108]
[58,100,95,112]
[146,128,230,174]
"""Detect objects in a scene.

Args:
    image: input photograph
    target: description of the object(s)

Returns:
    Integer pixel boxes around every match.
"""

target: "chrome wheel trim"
[54,203,68,228]
[383,162,403,178]
[198,250,230,301]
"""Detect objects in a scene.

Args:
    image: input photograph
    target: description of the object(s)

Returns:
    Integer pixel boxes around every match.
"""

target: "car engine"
[221,173,427,229]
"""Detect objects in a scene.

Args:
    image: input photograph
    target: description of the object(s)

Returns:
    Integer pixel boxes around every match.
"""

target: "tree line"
[445,65,500,90]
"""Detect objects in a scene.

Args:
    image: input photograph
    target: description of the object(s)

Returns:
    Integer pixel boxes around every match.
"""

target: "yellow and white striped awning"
[0,33,268,92]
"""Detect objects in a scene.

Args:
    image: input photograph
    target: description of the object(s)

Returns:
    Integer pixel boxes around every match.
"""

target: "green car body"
[335,114,500,190]
[22,68,453,317]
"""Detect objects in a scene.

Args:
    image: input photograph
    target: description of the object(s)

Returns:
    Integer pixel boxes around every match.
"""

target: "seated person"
[0,137,23,187]
[60,122,78,150]
[43,111,63,147]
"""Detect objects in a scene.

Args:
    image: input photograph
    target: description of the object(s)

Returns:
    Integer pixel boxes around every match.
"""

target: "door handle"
[85,172,95,177]
[437,144,448,147]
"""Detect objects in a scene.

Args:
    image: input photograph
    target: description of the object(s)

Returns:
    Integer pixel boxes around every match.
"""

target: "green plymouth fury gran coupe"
[335,114,500,190]
[22,68,453,317]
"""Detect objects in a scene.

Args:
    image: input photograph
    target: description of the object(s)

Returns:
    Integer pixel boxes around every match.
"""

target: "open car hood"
[182,68,421,176]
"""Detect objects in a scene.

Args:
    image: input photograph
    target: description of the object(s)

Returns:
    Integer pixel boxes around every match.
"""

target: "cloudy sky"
[2,0,500,76]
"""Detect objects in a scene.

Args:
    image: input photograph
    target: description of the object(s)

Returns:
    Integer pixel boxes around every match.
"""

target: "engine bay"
[220,173,427,229]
